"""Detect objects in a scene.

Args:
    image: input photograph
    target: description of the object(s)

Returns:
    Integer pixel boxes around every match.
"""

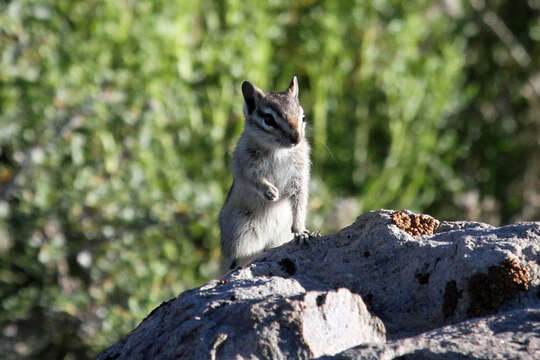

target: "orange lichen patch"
[467,258,530,318]
[500,257,530,291]
[392,211,439,237]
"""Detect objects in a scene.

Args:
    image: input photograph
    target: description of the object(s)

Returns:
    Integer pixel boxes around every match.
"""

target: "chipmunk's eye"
[262,113,277,128]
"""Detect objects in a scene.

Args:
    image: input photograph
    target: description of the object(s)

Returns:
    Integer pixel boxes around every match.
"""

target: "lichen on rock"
[391,210,439,237]
[467,257,531,318]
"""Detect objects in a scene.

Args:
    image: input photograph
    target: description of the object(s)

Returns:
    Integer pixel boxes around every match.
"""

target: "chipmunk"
[219,76,311,269]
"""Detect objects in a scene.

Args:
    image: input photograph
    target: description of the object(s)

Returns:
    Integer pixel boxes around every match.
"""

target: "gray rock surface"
[98,210,540,360]
[329,308,540,359]
[97,279,385,359]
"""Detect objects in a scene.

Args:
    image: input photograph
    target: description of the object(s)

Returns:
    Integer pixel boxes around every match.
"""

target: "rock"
[98,282,385,359]
[330,308,540,359]
[97,210,540,360]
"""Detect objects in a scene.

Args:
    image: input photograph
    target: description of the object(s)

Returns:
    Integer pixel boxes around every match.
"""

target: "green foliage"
[0,0,538,358]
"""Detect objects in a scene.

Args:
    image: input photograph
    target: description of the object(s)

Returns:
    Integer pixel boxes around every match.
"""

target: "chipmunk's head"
[241,76,306,149]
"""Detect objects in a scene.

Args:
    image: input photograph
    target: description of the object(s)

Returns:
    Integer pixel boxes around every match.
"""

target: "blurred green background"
[0,0,538,358]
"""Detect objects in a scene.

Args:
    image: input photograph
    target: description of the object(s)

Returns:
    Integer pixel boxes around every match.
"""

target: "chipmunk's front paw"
[263,183,279,201]
[293,229,311,244]
[293,230,321,245]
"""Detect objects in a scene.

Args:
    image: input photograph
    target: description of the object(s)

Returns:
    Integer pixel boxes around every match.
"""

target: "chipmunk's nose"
[290,132,300,145]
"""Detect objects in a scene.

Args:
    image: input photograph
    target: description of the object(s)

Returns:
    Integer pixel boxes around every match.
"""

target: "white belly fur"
[221,190,293,262]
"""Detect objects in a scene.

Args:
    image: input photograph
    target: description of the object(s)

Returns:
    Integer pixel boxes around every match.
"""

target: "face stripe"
[256,109,287,133]
[251,115,270,133]
[256,110,279,129]
[248,96,303,145]
[267,104,286,121]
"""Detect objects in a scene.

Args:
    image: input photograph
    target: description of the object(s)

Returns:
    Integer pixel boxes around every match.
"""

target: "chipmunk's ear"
[288,76,299,98]
[242,81,265,114]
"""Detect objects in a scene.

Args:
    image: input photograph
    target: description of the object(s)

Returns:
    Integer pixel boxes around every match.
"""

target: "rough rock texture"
[328,308,540,359]
[98,210,540,360]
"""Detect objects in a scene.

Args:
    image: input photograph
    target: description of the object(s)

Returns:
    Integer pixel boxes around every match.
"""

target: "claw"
[293,229,318,245]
